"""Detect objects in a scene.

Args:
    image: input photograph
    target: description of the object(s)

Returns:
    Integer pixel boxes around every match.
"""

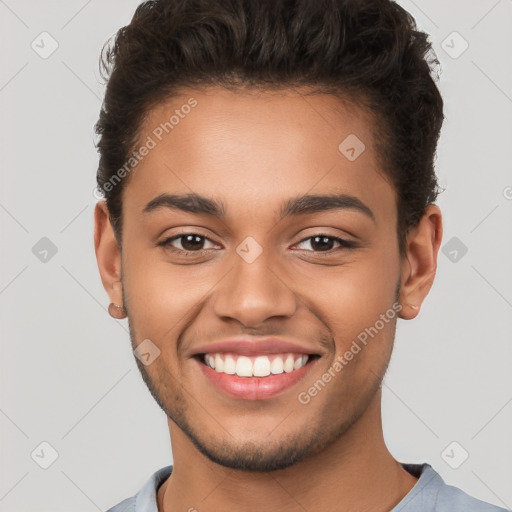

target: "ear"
[398,204,443,319]
[94,199,123,306]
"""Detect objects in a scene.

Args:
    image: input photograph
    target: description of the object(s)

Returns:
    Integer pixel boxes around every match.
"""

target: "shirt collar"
[134,462,439,512]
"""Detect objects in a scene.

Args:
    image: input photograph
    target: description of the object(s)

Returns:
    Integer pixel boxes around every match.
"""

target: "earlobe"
[94,200,124,308]
[398,205,443,320]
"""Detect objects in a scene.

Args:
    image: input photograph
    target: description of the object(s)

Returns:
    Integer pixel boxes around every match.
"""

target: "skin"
[94,86,442,512]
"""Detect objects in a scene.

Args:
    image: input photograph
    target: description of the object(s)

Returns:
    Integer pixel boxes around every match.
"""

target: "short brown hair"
[95,0,444,253]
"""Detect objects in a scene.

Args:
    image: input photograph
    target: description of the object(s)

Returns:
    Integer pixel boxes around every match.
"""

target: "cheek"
[308,246,400,357]
[307,272,398,409]
[121,244,213,343]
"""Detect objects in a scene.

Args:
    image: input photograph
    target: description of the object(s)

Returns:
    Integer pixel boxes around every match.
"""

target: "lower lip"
[195,357,317,400]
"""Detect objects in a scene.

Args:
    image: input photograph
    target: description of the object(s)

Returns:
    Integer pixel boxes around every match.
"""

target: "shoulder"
[105,496,135,512]
[435,479,508,512]
[104,465,173,512]
[396,463,508,512]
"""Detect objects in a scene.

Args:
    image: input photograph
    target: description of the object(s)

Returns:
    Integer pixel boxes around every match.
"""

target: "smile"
[195,352,320,400]
[203,352,310,377]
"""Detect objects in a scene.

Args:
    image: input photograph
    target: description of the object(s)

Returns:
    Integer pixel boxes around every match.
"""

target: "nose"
[211,251,298,328]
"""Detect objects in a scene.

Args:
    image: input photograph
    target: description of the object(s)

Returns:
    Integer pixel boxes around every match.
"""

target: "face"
[98,86,410,472]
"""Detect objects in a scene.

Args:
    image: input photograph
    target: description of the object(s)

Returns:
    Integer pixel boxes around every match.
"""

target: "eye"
[158,232,356,256]
[158,233,218,253]
[294,234,355,252]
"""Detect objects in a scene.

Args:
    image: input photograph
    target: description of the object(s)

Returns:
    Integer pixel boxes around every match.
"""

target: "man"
[93,0,507,510]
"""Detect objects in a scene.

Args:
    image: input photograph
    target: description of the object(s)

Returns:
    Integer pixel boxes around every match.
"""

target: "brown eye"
[295,235,355,252]
[159,233,217,253]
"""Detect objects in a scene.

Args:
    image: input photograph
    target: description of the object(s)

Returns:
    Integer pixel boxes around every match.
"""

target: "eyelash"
[157,232,356,256]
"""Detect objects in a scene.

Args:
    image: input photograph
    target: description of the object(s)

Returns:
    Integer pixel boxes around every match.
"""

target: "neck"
[158,390,418,512]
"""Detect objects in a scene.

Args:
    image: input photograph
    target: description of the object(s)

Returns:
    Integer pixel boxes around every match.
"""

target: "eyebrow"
[142,192,375,222]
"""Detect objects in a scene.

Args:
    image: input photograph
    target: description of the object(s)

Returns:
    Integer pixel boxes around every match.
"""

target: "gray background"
[1,0,511,510]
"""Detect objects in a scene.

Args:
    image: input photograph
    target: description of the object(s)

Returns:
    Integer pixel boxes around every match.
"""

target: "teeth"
[253,356,271,377]
[235,356,253,377]
[224,355,236,374]
[270,357,284,374]
[214,354,224,373]
[202,352,310,377]
[294,355,308,370]
[284,354,294,373]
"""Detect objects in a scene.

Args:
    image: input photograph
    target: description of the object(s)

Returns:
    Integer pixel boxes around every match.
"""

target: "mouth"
[198,352,319,376]
[194,352,321,400]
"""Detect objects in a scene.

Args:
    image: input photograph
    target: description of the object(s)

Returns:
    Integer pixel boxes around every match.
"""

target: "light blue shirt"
[105,462,509,512]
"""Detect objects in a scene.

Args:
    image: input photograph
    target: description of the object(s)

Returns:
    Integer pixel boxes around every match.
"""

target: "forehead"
[123,86,395,223]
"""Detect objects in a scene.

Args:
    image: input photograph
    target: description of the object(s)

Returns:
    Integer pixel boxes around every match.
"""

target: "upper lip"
[189,337,321,357]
